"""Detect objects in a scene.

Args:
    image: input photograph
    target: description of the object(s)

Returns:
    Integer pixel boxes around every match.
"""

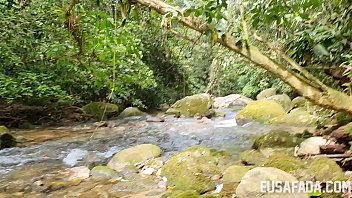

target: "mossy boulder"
[236,167,308,198]
[292,96,310,108]
[236,100,286,125]
[256,88,277,100]
[117,107,144,118]
[306,157,346,181]
[284,108,319,126]
[166,93,214,117]
[213,94,253,108]
[265,94,293,112]
[82,102,120,119]
[264,153,304,174]
[252,130,300,150]
[222,165,251,194]
[107,144,162,172]
[161,146,229,193]
[91,165,118,179]
[0,126,9,133]
[239,150,267,166]
[0,131,17,149]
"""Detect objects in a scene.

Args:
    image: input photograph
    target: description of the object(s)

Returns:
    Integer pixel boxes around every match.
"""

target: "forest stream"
[0,108,277,197]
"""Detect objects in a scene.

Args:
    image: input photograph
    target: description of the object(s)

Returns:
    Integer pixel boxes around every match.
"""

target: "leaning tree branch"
[136,0,352,114]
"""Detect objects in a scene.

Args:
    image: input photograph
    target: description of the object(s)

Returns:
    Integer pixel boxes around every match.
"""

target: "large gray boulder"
[161,146,229,193]
[297,137,330,156]
[213,94,253,108]
[236,167,308,198]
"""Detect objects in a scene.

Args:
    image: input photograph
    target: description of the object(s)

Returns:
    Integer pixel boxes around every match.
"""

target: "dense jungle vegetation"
[0,0,351,125]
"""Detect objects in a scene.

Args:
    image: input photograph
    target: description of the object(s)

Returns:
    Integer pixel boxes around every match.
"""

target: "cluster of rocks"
[236,88,323,126]
[19,130,352,198]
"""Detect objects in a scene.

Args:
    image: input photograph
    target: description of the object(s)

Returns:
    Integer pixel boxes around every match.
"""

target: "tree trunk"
[136,0,352,114]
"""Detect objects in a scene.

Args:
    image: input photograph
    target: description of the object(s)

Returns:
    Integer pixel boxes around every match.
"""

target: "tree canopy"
[0,0,351,119]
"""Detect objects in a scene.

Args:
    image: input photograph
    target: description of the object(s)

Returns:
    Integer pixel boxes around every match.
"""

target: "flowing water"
[0,109,273,197]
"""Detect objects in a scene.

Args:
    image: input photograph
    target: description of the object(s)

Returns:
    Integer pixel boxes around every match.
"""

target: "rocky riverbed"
[1,91,351,198]
[0,108,276,197]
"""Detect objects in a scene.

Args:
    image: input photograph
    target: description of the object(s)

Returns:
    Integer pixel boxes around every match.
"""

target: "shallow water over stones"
[0,109,273,196]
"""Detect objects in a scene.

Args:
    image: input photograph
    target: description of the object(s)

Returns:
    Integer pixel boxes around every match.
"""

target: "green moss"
[239,149,267,166]
[166,94,214,117]
[266,94,293,112]
[169,190,201,198]
[336,112,352,126]
[0,126,9,133]
[236,100,286,125]
[264,153,304,173]
[107,144,162,171]
[344,123,352,136]
[252,130,300,150]
[281,108,319,126]
[306,157,346,181]
[222,165,251,194]
[161,146,225,193]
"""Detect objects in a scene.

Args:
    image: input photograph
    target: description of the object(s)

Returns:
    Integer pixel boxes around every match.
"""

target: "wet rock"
[213,94,253,108]
[107,144,162,172]
[265,94,293,112]
[236,100,286,125]
[141,168,154,175]
[297,137,330,156]
[222,165,250,193]
[236,167,308,198]
[82,102,120,119]
[198,117,212,123]
[91,165,118,179]
[146,115,165,122]
[0,131,17,149]
[68,166,90,182]
[256,88,276,100]
[252,130,300,150]
[166,93,214,117]
[93,121,108,128]
[239,149,267,166]
[144,157,163,170]
[109,174,159,196]
[63,149,89,167]
[118,107,144,118]
[161,146,229,193]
